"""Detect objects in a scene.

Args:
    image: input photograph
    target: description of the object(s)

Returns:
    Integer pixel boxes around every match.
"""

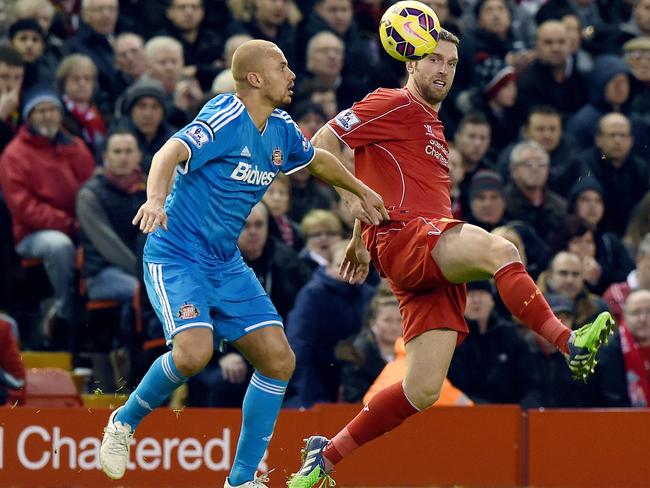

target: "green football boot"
[286,436,336,488]
[567,311,616,382]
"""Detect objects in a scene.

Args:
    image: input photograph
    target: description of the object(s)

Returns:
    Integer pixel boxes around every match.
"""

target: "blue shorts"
[143,255,282,347]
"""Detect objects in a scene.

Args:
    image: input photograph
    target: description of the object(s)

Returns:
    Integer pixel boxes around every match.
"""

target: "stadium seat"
[20,351,73,370]
[23,368,83,407]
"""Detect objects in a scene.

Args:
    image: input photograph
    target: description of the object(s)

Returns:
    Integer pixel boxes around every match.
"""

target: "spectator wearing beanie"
[112,79,174,174]
[0,85,95,347]
[472,56,523,150]
[8,18,57,92]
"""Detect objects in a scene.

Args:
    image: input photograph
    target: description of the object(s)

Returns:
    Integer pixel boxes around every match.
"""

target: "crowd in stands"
[1,0,650,410]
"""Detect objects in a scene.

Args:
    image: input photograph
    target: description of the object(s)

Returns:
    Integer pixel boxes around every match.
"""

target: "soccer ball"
[379,0,441,62]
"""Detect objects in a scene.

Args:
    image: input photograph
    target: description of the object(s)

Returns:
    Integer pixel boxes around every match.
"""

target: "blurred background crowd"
[0,0,649,411]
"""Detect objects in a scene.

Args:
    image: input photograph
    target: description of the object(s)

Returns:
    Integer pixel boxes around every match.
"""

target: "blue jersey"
[144,94,315,263]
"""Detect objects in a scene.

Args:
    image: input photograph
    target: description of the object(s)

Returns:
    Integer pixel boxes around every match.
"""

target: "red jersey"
[327,87,452,219]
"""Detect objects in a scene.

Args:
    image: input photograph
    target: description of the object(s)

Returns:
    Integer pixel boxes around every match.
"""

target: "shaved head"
[231,39,282,89]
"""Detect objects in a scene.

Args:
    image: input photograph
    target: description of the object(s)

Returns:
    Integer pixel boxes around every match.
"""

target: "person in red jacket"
[0,314,25,406]
[0,85,95,345]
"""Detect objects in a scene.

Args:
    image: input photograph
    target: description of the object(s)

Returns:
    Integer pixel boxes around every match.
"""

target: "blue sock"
[115,351,188,430]
[228,371,288,486]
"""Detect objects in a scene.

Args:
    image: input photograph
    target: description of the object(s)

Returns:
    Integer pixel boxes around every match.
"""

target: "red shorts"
[364,217,468,345]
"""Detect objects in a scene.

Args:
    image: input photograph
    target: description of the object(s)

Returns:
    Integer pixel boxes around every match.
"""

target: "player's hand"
[132,199,168,233]
[219,353,248,383]
[356,187,389,225]
[582,256,602,286]
[339,236,371,285]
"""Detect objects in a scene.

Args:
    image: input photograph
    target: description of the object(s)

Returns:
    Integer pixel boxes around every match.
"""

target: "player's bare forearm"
[133,138,188,233]
[309,148,365,197]
[147,139,188,204]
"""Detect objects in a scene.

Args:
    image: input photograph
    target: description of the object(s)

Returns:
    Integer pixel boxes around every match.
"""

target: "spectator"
[590,289,650,407]
[560,12,593,74]
[287,164,337,223]
[524,293,593,407]
[263,172,303,251]
[623,37,650,124]
[222,33,253,69]
[0,316,25,406]
[76,129,145,343]
[304,79,338,119]
[516,20,588,119]
[286,240,375,407]
[551,215,633,295]
[566,177,635,292]
[157,0,224,91]
[339,290,402,403]
[13,0,67,63]
[298,209,343,272]
[238,202,312,321]
[497,106,577,194]
[304,0,372,78]
[578,113,649,235]
[621,0,650,39]
[624,192,650,257]
[537,251,608,326]
[243,0,297,70]
[505,140,567,239]
[114,32,147,94]
[454,112,494,213]
[605,233,650,324]
[292,101,327,138]
[567,54,648,152]
[57,54,107,155]
[492,222,550,281]
[448,280,542,408]
[66,0,120,106]
[295,31,367,110]
[8,19,56,92]
[466,169,507,231]
[0,46,25,154]
[116,79,174,174]
[142,36,203,126]
[472,56,521,151]
[0,86,95,346]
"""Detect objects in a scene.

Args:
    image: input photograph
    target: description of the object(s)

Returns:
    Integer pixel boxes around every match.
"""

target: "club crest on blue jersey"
[184,124,210,148]
[177,303,199,320]
[272,148,283,166]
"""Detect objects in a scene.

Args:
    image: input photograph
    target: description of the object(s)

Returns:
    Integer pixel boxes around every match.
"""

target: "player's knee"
[489,237,521,271]
[406,383,441,410]
[172,342,213,377]
[259,347,295,382]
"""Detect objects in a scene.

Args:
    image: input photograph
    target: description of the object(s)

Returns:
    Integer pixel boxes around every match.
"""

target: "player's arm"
[309,146,388,226]
[340,219,371,284]
[132,139,188,233]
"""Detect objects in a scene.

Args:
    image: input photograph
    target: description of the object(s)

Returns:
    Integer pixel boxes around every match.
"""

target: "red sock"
[323,382,418,466]
[494,261,571,353]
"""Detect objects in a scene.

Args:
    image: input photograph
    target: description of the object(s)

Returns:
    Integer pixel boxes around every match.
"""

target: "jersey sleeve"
[327,89,409,149]
[172,95,244,174]
[280,114,316,175]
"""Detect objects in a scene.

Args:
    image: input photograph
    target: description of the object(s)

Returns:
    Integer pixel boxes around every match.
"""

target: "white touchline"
[0,426,3,470]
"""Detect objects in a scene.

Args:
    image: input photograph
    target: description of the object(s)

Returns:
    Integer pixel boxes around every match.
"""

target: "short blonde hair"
[300,209,343,237]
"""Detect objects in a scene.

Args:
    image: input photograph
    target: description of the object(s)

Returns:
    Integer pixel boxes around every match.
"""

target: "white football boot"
[100,407,133,479]
[224,472,270,487]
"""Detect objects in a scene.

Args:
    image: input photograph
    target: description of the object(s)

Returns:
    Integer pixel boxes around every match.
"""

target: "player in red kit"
[286,29,614,487]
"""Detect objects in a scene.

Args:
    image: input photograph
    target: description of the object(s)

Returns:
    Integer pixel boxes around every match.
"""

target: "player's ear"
[247,71,263,88]
[405,61,416,74]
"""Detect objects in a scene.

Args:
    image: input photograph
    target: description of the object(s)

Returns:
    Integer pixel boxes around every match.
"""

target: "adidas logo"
[240,146,251,157]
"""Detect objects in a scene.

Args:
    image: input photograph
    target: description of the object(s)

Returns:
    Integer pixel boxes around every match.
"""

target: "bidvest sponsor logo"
[6,425,232,472]
[230,162,275,186]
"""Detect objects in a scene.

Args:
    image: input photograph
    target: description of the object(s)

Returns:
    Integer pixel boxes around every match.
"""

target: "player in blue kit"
[99,40,388,488]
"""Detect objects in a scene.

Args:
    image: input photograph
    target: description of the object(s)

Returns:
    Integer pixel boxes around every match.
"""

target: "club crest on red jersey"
[424,124,434,137]
[272,148,283,166]
[177,303,199,320]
